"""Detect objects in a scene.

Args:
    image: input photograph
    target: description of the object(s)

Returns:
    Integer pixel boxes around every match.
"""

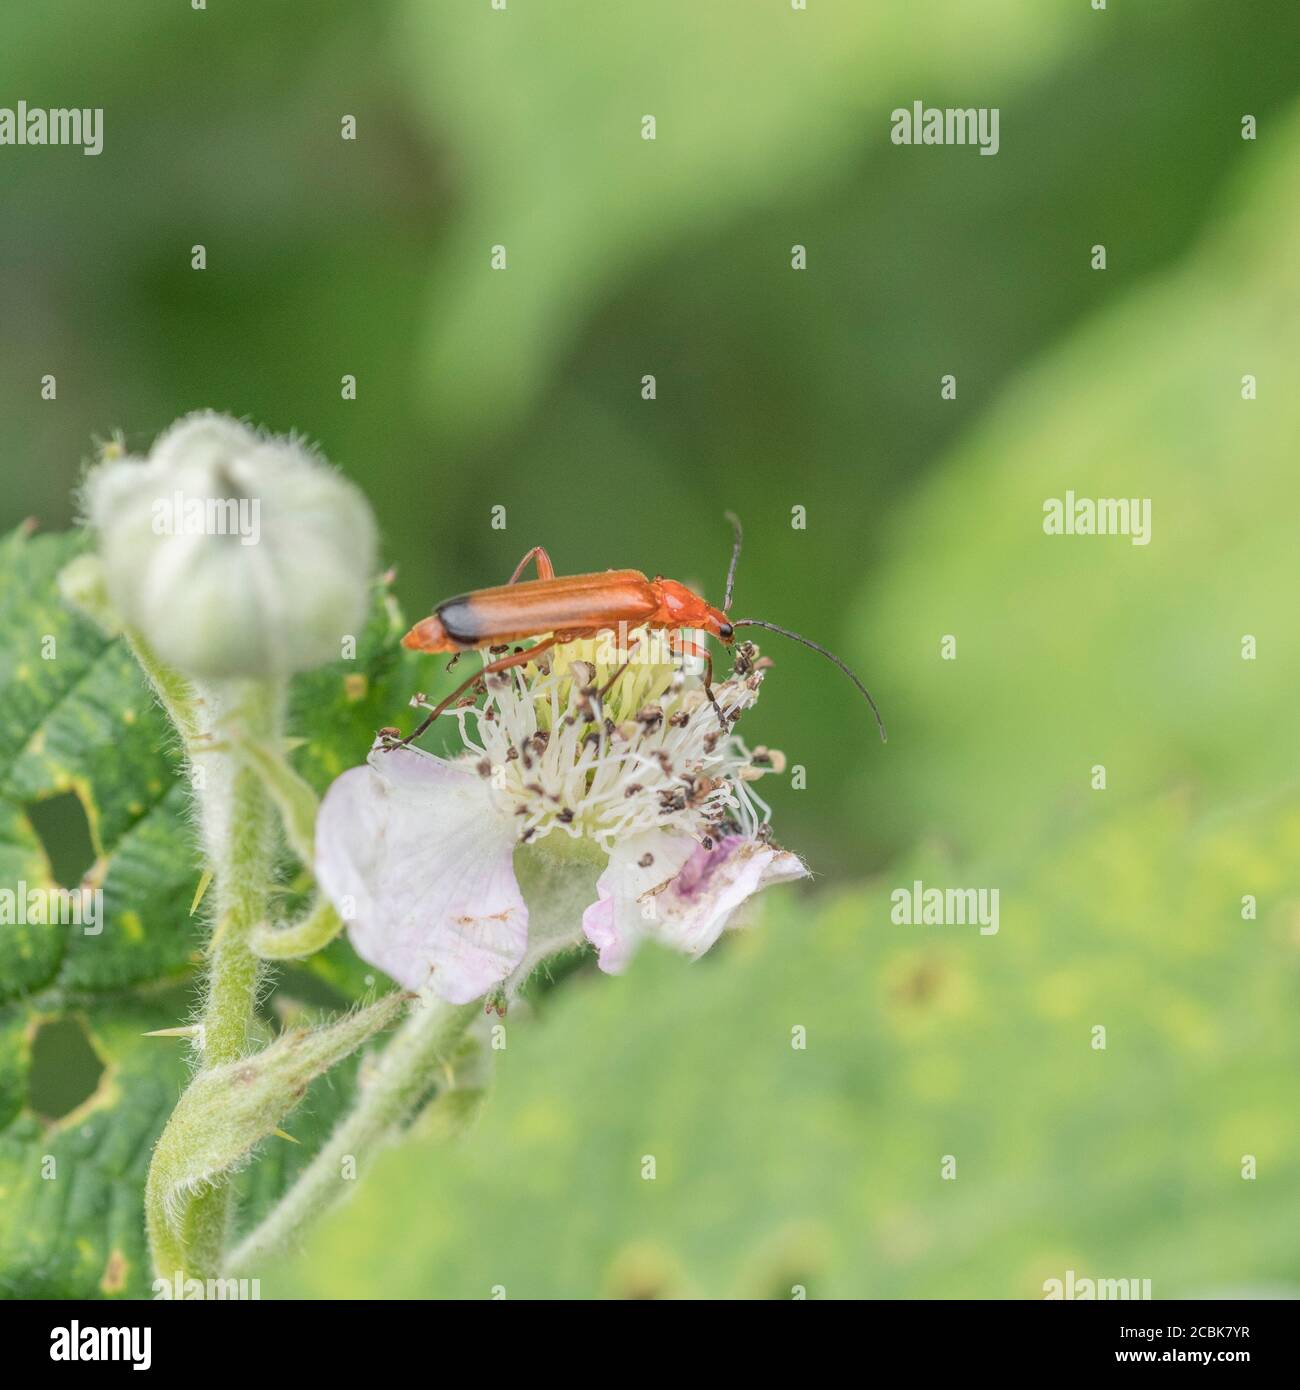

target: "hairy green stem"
[147,678,284,1281]
[226,996,478,1274]
[197,683,281,1064]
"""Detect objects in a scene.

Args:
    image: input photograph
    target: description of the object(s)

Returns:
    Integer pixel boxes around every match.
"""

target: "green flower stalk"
[81,413,384,1282]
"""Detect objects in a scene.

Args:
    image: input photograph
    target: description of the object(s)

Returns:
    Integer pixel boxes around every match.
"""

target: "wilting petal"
[581,831,698,973]
[583,831,807,972]
[316,746,527,1003]
[657,835,807,957]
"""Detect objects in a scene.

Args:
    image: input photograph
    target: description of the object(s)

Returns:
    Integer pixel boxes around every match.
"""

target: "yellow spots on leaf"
[602,1241,685,1300]
[1216,1108,1286,1167]
[122,708,136,725]
[1022,1250,1085,1299]
[875,1203,935,1264]
[1036,969,1086,1021]
[83,855,110,891]
[515,1098,573,1149]
[343,672,369,702]
[903,1051,962,1104]
[15,663,31,682]
[127,801,145,817]
[119,910,144,942]
[1158,992,1218,1059]
[100,1248,129,1294]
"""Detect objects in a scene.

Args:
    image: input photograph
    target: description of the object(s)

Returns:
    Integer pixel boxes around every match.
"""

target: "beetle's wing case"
[437,569,659,646]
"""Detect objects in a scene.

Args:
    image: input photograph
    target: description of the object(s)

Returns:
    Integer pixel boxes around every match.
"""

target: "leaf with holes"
[0,523,423,1296]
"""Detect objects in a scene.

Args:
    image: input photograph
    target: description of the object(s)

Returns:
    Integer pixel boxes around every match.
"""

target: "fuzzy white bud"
[84,412,377,679]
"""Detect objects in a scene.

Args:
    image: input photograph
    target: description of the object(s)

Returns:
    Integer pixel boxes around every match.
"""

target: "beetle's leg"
[675,636,727,729]
[507,546,556,584]
[393,634,571,749]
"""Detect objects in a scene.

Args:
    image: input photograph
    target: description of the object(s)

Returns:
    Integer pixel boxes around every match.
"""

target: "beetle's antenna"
[723,511,743,612]
[729,618,887,743]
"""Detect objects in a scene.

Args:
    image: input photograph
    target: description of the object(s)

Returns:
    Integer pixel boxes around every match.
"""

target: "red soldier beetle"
[394,514,886,748]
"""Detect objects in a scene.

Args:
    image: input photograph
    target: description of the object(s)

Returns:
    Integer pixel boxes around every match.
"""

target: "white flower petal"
[316,746,526,1003]
[583,831,804,972]
[656,835,808,959]
[581,831,698,973]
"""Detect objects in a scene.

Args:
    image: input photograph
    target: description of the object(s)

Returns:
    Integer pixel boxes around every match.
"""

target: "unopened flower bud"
[84,411,377,680]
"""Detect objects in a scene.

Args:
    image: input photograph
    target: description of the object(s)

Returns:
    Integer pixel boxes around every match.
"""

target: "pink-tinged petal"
[316,746,527,1004]
[656,835,808,959]
[583,831,808,972]
[582,831,698,973]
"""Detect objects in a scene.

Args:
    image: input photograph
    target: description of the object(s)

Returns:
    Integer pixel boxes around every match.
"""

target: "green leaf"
[0,526,424,1296]
[0,996,192,1298]
[852,106,1300,860]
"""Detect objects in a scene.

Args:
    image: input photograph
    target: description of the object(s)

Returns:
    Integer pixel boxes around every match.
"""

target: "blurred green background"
[2,1,1298,1298]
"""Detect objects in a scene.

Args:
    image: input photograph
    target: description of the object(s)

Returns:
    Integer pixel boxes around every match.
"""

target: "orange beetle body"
[392,528,886,749]
[402,570,733,654]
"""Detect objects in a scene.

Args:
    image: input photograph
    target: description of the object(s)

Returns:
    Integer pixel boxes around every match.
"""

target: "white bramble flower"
[316,630,808,1003]
[83,411,377,680]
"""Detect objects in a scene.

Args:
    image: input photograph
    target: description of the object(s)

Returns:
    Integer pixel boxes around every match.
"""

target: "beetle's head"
[653,578,733,641]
